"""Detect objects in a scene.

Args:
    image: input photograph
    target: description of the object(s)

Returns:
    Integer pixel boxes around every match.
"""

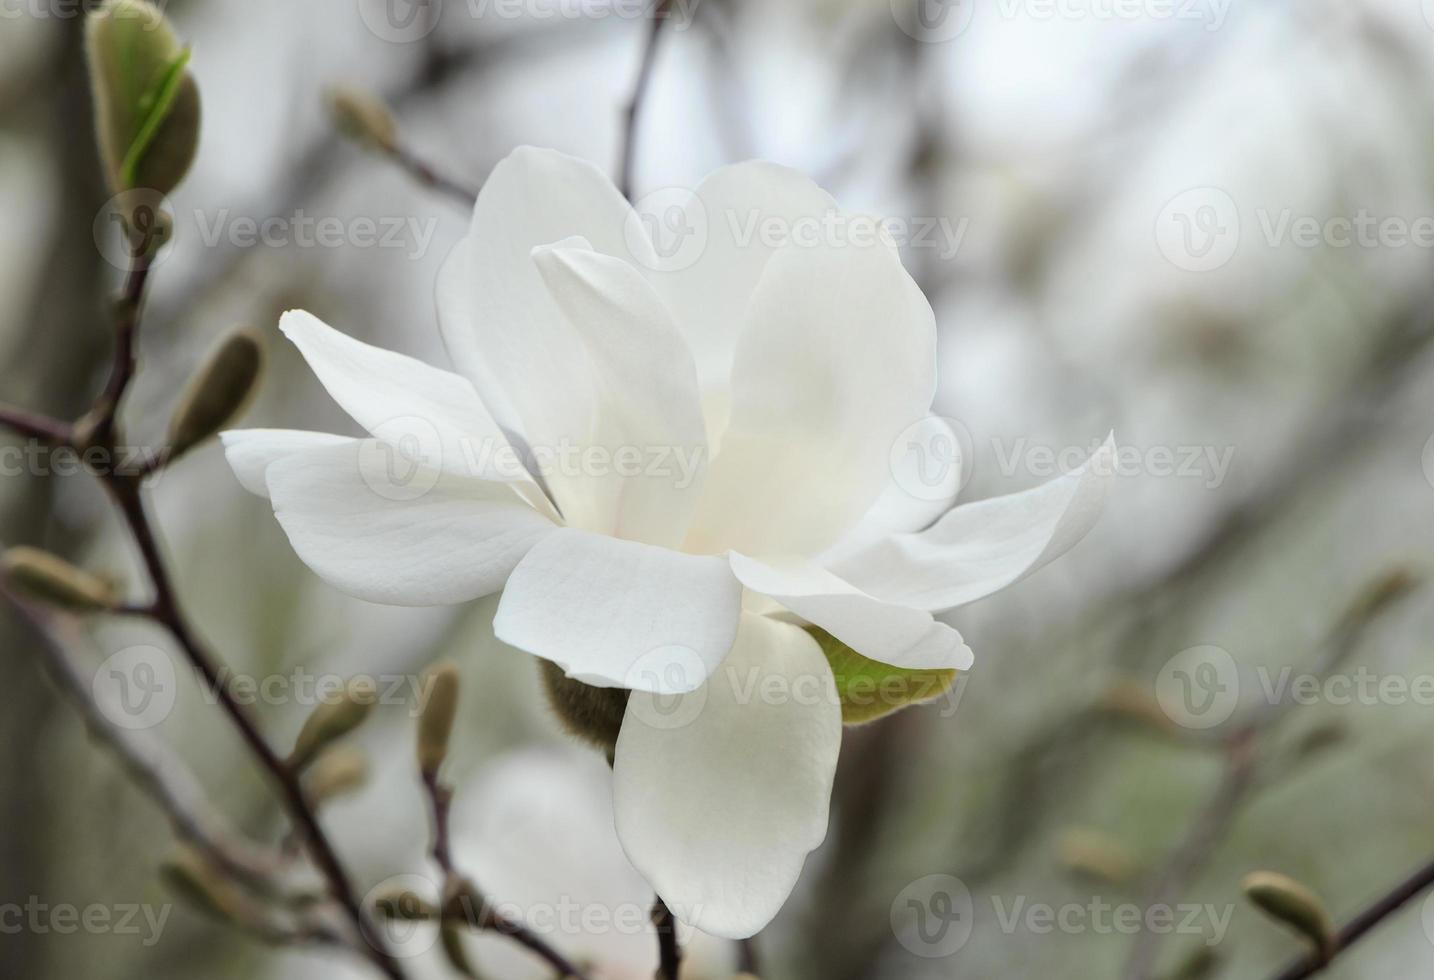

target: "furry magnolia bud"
[1241,871,1335,958]
[539,660,629,757]
[417,662,460,776]
[327,86,397,153]
[288,677,377,772]
[2,546,117,612]
[85,0,201,194]
[166,329,264,462]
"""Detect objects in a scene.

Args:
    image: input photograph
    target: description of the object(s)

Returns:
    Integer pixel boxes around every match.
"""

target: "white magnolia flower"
[222,146,1112,939]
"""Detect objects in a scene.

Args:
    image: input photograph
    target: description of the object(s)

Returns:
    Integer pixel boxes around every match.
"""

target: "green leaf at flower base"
[806,627,960,725]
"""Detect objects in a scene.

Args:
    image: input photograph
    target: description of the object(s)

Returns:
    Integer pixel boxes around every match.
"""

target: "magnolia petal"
[265,441,554,606]
[493,528,742,694]
[278,311,539,491]
[683,237,937,557]
[220,429,355,497]
[820,414,966,565]
[729,553,972,672]
[532,244,707,547]
[613,613,841,940]
[434,236,527,457]
[833,434,1116,612]
[644,162,839,446]
[452,147,655,521]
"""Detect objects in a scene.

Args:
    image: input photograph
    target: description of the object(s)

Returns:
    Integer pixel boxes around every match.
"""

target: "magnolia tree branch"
[1,582,280,890]
[100,474,406,978]
[1265,853,1434,980]
[420,756,594,980]
[385,142,478,208]
[617,0,675,201]
[651,898,682,980]
[1121,570,1417,980]
[1,247,409,980]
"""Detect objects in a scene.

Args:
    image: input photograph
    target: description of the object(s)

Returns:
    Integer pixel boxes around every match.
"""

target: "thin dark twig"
[387,143,478,208]
[617,0,675,201]
[652,897,682,980]
[421,769,455,874]
[1265,853,1434,980]
[27,245,411,979]
[0,581,278,889]
[421,765,592,980]
[0,404,71,443]
[737,935,760,974]
[100,475,405,980]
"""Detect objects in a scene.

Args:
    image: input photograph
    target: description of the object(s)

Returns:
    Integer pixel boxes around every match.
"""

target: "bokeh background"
[3,0,1434,978]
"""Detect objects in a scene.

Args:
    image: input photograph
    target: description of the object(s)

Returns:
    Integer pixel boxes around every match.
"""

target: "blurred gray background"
[3,0,1434,978]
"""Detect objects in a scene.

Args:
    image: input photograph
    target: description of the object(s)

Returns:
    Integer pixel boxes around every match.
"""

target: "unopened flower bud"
[418,661,460,776]
[160,845,249,924]
[86,0,201,194]
[327,86,397,153]
[373,885,440,922]
[166,328,264,462]
[441,924,481,977]
[2,546,117,612]
[305,744,369,805]
[1241,870,1335,958]
[538,660,628,755]
[1057,828,1138,885]
[288,676,377,772]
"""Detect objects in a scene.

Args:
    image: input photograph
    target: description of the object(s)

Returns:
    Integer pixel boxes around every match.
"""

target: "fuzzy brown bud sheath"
[327,86,398,154]
[288,677,377,773]
[1241,870,1336,960]
[2,546,117,612]
[417,662,460,776]
[166,328,264,462]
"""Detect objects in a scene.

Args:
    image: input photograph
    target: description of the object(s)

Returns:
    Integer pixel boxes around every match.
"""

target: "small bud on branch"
[166,328,264,463]
[288,677,377,772]
[2,546,117,612]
